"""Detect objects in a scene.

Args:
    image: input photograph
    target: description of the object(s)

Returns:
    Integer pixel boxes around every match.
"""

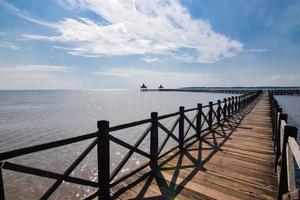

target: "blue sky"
[0,0,299,89]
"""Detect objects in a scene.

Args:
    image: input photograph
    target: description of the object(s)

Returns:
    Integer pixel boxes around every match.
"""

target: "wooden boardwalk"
[112,93,278,200]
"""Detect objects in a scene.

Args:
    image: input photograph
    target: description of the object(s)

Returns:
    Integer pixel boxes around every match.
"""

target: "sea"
[0,90,299,199]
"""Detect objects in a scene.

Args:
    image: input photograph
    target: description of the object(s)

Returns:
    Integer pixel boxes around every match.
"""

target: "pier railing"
[270,93,300,199]
[0,91,261,200]
[141,88,260,94]
[269,89,300,96]
[142,88,300,95]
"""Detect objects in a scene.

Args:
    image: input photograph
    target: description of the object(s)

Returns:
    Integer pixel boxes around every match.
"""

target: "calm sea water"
[275,95,300,185]
[0,90,233,200]
[275,96,300,132]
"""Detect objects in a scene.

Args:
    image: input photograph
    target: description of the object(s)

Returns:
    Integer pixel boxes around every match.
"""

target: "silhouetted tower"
[140,83,147,91]
[158,85,164,90]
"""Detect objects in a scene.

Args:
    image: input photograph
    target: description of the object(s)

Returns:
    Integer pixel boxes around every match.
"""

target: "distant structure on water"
[159,85,164,90]
[140,83,147,91]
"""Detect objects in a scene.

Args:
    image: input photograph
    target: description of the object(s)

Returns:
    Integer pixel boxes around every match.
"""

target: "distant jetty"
[140,86,300,95]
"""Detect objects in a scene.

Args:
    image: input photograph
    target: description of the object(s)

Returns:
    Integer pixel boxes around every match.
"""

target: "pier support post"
[278,125,298,199]
[97,120,110,200]
[150,112,158,169]
[208,102,213,130]
[179,106,185,150]
[196,104,202,138]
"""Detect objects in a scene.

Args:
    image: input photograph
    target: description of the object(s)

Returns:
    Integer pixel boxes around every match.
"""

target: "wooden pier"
[140,88,256,94]
[141,88,300,95]
[0,91,299,200]
[112,93,278,200]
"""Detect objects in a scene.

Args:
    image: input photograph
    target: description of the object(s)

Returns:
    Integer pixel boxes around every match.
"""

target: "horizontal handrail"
[157,111,180,120]
[0,131,98,161]
[2,161,98,187]
[109,118,152,132]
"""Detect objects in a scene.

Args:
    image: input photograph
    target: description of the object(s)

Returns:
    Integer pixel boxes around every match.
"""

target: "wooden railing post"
[231,96,234,114]
[0,162,5,200]
[273,107,282,153]
[208,102,213,130]
[196,104,202,138]
[217,100,221,123]
[272,102,279,140]
[235,96,238,112]
[223,98,227,119]
[278,125,298,200]
[275,113,287,172]
[179,106,185,150]
[227,97,231,116]
[150,112,158,169]
[238,96,241,111]
[97,120,110,200]
[241,95,245,108]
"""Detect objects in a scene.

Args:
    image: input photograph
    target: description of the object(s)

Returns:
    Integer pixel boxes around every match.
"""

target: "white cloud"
[0,64,73,73]
[141,57,160,63]
[96,68,220,87]
[19,0,243,63]
[0,42,19,50]
[22,34,59,41]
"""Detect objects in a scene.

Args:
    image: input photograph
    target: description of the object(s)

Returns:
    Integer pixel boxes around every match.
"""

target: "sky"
[0,0,300,89]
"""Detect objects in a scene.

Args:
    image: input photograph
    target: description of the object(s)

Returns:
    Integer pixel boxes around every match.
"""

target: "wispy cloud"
[17,0,243,63]
[0,42,19,50]
[0,64,73,73]
[0,0,57,28]
[96,68,220,87]
[141,57,160,63]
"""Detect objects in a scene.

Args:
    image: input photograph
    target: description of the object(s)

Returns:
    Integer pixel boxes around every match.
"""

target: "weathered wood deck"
[112,93,278,200]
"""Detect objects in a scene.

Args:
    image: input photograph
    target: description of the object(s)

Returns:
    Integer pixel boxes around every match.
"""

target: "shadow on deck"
[112,94,277,200]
